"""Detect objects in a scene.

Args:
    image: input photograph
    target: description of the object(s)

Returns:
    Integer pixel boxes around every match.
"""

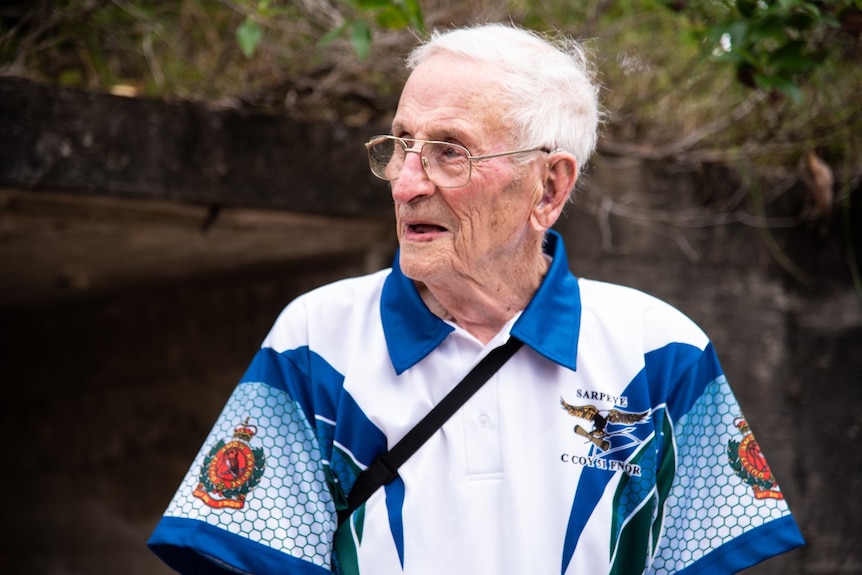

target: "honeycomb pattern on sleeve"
[164,381,336,568]
[649,376,791,574]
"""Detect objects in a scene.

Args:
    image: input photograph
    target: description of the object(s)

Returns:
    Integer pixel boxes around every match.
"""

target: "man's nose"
[391,150,435,205]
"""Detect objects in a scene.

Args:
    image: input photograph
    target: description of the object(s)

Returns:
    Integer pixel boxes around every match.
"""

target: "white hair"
[406,23,601,178]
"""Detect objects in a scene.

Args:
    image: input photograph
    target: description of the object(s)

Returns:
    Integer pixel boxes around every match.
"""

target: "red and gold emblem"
[727,416,783,500]
[193,417,266,509]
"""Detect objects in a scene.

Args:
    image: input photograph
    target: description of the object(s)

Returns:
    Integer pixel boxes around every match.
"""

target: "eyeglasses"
[365,135,551,188]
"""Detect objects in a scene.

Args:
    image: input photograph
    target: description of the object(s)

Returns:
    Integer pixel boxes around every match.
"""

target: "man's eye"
[439,144,464,160]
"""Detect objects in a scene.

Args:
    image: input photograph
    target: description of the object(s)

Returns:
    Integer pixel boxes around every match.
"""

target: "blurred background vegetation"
[2,0,861,287]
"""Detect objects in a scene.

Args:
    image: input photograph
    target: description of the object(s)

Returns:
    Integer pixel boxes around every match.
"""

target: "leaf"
[746,15,790,43]
[350,19,372,60]
[353,0,393,8]
[784,10,819,32]
[736,0,759,18]
[726,20,750,48]
[403,0,426,31]
[769,41,818,74]
[236,18,262,59]
[318,21,348,47]
[754,72,804,103]
[376,5,409,30]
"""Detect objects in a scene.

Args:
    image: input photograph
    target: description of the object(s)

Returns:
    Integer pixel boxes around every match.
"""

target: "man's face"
[390,54,545,286]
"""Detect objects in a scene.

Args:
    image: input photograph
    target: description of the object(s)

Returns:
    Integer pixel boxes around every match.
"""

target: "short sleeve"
[147,351,338,575]
[650,351,804,574]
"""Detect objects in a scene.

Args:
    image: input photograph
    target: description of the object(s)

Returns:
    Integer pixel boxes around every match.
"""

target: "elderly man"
[149,23,803,575]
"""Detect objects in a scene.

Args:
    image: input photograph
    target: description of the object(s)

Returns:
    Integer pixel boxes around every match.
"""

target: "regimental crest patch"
[193,417,266,509]
[726,416,783,500]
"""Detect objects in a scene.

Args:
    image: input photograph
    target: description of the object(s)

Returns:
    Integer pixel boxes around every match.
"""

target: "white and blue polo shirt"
[148,230,803,575]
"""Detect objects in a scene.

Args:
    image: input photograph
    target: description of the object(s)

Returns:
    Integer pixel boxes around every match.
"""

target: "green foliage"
[230,0,297,58]
[236,18,262,58]
[677,0,858,103]
[1,0,859,286]
[317,0,425,59]
[517,0,861,288]
[708,1,834,102]
[2,0,859,163]
[228,0,424,60]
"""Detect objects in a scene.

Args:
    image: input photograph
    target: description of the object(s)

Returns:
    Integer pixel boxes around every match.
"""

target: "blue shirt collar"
[381,229,581,375]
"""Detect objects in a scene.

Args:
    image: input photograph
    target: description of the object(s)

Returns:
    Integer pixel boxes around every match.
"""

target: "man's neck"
[415,253,550,344]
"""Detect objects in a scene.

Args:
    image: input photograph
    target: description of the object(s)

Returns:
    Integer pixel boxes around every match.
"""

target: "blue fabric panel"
[676,516,804,575]
[148,516,331,575]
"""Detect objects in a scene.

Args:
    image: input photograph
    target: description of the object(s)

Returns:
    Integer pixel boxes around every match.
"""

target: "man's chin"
[397,248,447,282]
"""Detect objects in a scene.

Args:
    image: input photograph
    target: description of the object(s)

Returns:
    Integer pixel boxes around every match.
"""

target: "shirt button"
[477,413,490,428]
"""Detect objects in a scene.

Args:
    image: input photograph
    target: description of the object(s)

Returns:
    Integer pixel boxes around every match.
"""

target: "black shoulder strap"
[337,336,524,526]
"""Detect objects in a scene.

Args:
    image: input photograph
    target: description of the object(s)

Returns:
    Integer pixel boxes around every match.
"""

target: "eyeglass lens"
[369,138,471,187]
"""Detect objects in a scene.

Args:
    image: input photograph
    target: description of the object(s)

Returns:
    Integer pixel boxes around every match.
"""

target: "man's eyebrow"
[390,120,468,143]
[435,128,465,142]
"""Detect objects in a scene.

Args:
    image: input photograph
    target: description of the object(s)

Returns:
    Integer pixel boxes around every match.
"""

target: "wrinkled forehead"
[393,54,514,147]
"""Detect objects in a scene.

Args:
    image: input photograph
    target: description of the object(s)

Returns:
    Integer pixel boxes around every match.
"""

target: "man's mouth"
[408,223,447,234]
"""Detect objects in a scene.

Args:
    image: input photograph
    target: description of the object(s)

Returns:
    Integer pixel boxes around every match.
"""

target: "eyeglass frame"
[365,134,554,188]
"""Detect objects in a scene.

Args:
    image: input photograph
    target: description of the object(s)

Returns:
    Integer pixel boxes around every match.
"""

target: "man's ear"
[531,152,578,231]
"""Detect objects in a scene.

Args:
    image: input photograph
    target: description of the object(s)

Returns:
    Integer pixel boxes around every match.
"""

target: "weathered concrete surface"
[1,79,861,575]
[0,189,394,311]
[2,252,381,575]
[0,77,387,217]
[0,190,396,575]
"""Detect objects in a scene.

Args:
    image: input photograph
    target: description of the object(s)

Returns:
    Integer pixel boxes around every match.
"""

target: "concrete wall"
[2,78,860,574]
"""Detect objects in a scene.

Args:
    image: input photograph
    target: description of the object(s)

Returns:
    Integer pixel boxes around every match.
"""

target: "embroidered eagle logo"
[560,397,650,451]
